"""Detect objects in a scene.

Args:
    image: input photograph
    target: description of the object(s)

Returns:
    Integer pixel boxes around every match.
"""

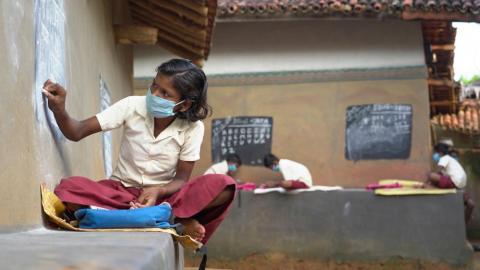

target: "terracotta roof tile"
[431,102,480,134]
[218,0,480,21]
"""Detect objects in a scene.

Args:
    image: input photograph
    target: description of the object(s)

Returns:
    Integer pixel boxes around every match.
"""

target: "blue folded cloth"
[75,202,173,229]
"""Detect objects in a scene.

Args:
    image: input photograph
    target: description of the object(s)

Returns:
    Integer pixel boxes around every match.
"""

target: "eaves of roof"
[217,0,480,22]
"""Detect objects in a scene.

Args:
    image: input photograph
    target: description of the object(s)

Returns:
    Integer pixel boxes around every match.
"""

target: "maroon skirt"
[54,174,236,244]
[438,175,456,189]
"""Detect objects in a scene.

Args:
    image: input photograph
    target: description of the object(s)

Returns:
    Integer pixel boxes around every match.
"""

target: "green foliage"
[460,74,480,85]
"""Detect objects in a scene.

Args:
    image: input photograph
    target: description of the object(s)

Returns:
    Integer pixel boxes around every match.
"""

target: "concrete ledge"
[207,190,472,267]
[0,229,183,270]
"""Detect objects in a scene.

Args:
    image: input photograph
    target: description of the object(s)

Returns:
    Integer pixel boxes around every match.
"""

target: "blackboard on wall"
[212,116,273,166]
[345,104,412,161]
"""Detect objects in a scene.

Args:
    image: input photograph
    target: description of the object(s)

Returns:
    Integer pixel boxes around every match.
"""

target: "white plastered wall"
[135,19,425,78]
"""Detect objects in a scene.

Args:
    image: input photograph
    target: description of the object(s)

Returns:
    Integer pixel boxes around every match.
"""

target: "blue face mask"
[228,164,237,172]
[272,164,280,172]
[432,153,441,163]
[146,88,185,118]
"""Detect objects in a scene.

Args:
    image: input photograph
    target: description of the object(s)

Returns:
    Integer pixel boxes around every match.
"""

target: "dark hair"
[434,143,450,155]
[156,58,211,121]
[263,153,279,168]
[449,149,460,159]
[226,153,242,166]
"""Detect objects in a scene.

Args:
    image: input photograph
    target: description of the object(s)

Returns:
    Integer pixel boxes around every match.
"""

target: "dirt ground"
[185,252,470,270]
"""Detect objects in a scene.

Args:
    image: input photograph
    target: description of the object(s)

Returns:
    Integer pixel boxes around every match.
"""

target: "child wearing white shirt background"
[204,154,242,177]
[262,153,313,189]
[427,143,467,189]
[427,142,474,223]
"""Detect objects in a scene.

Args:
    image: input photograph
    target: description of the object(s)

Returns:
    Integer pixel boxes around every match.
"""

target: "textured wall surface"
[134,20,424,77]
[193,78,431,187]
[0,0,132,230]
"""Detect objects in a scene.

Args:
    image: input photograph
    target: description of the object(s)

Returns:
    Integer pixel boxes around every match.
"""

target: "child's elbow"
[66,134,82,142]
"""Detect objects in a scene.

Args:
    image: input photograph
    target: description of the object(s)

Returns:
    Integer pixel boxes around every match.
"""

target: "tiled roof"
[217,0,480,22]
[431,100,480,134]
[128,0,217,66]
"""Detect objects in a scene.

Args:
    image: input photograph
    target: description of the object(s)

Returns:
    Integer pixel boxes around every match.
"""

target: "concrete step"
[0,228,183,270]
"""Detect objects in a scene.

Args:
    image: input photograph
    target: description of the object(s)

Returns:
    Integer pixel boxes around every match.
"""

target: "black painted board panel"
[345,104,412,160]
[212,116,273,166]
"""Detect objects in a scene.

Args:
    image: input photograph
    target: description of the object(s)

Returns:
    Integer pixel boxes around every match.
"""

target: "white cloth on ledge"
[253,185,343,194]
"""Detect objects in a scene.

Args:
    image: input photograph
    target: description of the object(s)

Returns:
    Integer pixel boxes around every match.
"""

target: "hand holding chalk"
[41,89,51,97]
[42,79,67,114]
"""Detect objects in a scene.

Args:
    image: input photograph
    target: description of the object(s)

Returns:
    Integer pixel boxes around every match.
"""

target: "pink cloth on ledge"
[366,182,401,190]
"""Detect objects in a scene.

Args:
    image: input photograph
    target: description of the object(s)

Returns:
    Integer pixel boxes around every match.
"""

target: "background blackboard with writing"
[212,116,273,165]
[345,104,412,161]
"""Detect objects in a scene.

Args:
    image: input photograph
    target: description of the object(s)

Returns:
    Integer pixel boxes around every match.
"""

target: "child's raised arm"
[42,79,101,141]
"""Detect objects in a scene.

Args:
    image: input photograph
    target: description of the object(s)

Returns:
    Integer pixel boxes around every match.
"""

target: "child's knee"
[466,198,475,208]
[220,187,234,201]
[428,172,440,181]
[209,188,234,207]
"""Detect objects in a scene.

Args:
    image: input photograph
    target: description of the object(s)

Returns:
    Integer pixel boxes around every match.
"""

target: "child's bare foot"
[177,218,205,241]
[65,202,85,212]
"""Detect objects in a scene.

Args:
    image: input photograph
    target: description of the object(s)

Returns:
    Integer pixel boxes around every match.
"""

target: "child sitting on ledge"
[261,153,312,190]
[426,142,474,223]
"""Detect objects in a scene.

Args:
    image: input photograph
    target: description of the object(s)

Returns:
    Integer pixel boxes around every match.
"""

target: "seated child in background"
[427,143,466,189]
[438,138,460,160]
[427,142,474,223]
[262,153,312,189]
[204,153,242,177]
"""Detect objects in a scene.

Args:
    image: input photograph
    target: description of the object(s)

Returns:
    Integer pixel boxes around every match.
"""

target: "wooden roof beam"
[156,28,205,57]
[428,78,455,87]
[430,100,458,106]
[173,0,209,16]
[114,25,158,45]
[130,1,207,39]
[148,0,208,26]
[154,22,206,49]
[126,14,206,62]
[430,44,455,51]
[129,13,205,58]
[131,12,206,48]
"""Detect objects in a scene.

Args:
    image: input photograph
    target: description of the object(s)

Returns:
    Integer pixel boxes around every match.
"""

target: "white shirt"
[279,159,313,187]
[438,155,467,189]
[96,96,204,187]
[204,160,229,175]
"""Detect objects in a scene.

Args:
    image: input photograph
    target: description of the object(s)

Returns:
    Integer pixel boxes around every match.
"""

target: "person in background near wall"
[262,153,313,189]
[438,138,459,160]
[426,143,474,224]
[42,59,236,244]
[204,153,242,177]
